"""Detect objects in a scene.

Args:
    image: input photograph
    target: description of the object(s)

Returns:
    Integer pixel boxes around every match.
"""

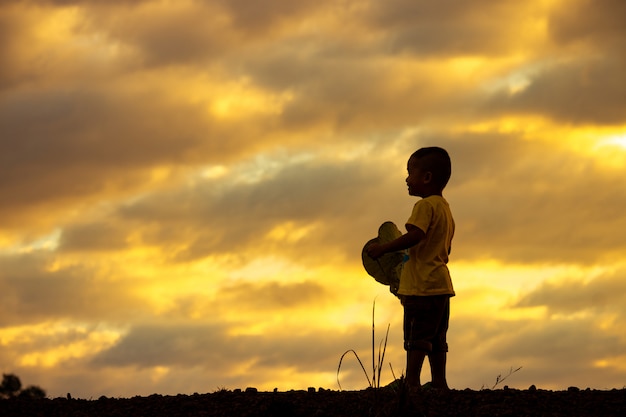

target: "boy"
[366,146,455,391]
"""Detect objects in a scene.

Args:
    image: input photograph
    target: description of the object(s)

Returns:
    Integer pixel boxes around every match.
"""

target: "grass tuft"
[337,299,391,390]
[482,366,523,390]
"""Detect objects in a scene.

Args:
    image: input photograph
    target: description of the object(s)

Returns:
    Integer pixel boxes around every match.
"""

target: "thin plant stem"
[337,349,371,390]
[337,299,391,390]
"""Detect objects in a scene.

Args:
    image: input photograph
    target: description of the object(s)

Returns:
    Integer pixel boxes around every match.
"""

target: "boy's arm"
[366,224,425,259]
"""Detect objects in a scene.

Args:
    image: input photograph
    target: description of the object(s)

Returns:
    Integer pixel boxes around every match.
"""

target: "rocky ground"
[1,386,625,416]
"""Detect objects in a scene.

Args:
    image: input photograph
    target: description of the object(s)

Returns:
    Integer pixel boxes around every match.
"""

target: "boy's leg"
[428,351,449,390]
[406,350,427,388]
[403,296,432,389]
[429,296,451,390]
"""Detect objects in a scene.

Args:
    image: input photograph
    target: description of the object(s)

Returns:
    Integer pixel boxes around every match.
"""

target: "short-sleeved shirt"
[397,195,455,296]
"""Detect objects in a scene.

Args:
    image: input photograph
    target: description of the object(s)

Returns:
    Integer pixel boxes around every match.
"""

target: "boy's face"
[406,158,430,197]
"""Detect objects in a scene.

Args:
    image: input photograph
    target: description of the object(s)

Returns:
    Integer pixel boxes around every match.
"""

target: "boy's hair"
[410,147,452,189]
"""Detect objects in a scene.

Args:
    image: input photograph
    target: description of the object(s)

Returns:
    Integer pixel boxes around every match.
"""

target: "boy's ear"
[423,171,433,183]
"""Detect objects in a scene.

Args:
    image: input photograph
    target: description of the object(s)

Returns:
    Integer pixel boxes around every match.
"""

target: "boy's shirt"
[398,195,455,297]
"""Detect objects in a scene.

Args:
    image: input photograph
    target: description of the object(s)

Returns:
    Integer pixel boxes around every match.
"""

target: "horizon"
[1,0,626,398]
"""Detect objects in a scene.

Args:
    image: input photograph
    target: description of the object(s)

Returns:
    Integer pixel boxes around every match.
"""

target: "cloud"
[0,252,146,326]
[0,73,298,232]
[548,0,626,47]
[112,152,407,264]
[446,263,626,389]
[91,323,235,368]
[219,281,331,310]
[478,0,626,125]
[1,0,626,398]
[363,0,540,56]
[43,128,626,267]
[488,318,623,363]
[450,314,626,389]
[78,1,238,68]
[90,321,374,376]
[444,133,626,263]
[58,221,129,252]
[513,268,626,315]
[214,0,326,34]
[483,57,626,124]
[0,83,201,227]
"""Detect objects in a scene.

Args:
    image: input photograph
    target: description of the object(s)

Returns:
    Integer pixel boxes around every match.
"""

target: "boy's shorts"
[402,295,450,352]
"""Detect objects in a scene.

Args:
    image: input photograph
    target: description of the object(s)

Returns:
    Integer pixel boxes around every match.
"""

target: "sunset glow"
[1,0,625,398]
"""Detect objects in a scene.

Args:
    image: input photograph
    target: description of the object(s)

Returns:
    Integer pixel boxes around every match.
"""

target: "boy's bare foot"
[408,384,422,393]
[422,382,451,393]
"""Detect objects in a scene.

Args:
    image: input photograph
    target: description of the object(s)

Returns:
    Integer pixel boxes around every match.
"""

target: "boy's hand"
[367,226,424,260]
[366,242,386,260]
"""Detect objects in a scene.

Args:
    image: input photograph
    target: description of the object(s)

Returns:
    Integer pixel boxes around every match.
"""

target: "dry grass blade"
[376,323,390,388]
[337,349,371,390]
[492,366,523,389]
[337,299,391,390]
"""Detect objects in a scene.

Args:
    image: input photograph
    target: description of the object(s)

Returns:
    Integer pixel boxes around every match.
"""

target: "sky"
[1,0,625,398]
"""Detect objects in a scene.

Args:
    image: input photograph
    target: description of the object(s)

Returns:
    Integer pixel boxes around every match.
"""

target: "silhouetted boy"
[367,146,455,391]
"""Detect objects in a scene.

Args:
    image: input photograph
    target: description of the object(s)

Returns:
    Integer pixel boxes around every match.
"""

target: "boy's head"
[407,147,452,194]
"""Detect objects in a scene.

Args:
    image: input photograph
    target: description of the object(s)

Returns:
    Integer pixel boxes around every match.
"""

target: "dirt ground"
[1,386,625,416]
